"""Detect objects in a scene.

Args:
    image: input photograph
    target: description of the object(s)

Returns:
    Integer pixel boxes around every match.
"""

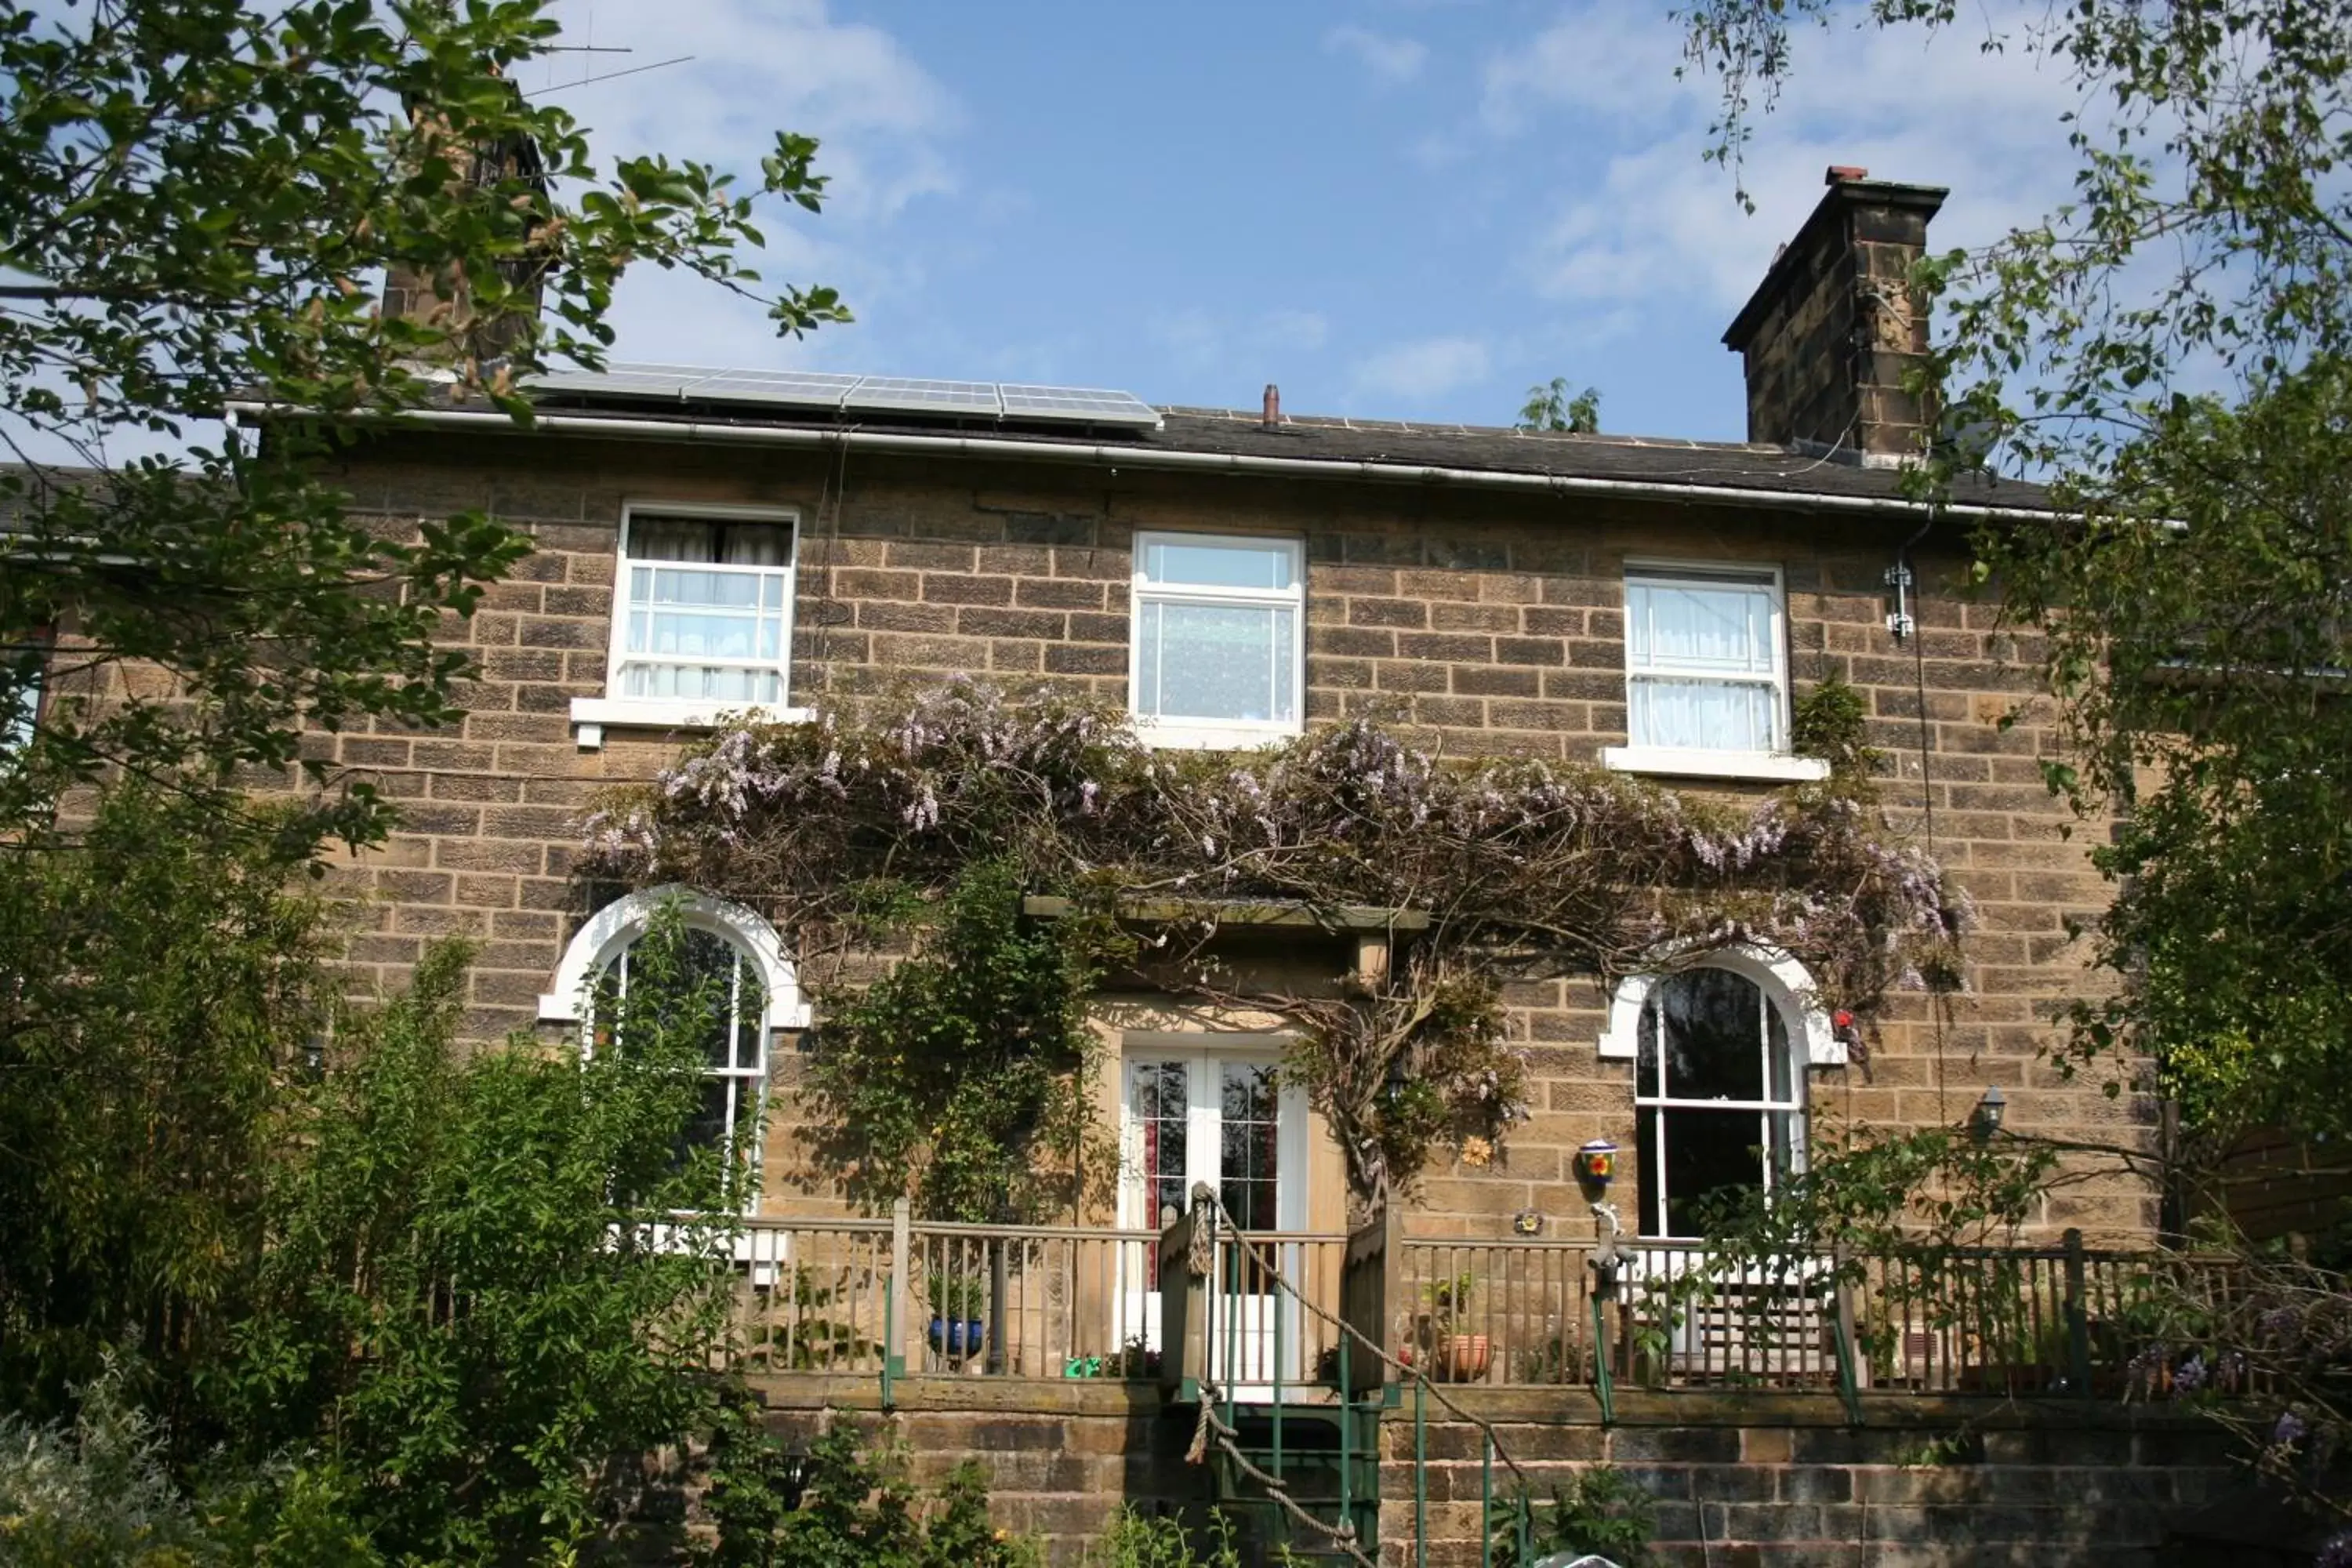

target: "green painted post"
[1481,1428,1494,1568]
[1831,1309,1864,1428]
[1272,1246,1285,1492]
[880,1276,895,1410]
[1223,1240,1239,1439]
[2063,1228,2093,1398]
[1414,1376,1428,1568]
[1338,1324,1353,1541]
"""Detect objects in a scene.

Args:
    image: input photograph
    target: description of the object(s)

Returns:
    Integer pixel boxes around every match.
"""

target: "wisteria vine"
[583,678,1967,1212]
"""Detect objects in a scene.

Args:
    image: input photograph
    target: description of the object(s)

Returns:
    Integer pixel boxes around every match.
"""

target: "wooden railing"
[1387,1230,2256,1396]
[731,1207,2249,1401]
[731,1205,1344,1385]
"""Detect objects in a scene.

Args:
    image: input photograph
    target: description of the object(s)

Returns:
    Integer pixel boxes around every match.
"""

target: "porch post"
[889,1198,911,1379]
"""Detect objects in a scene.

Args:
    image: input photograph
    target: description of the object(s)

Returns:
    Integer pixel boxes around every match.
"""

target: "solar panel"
[680,368,861,409]
[528,363,706,400]
[529,363,1163,430]
[842,377,1003,417]
[999,383,1163,429]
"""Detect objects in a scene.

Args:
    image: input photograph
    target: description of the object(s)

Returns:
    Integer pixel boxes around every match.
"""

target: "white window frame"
[570,502,811,750]
[1115,1033,1310,1383]
[1620,958,1812,1241]
[1602,561,1827,783]
[539,886,810,1218]
[1127,530,1306,751]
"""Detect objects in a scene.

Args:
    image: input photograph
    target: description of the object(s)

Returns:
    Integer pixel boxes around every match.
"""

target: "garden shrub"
[1492,1465,1657,1567]
[701,1412,1036,1567]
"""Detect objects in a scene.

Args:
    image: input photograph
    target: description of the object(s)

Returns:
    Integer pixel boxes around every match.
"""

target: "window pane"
[632,517,720,562]
[1660,1107,1766,1236]
[1143,536,1294,590]
[1138,601,1294,723]
[1131,1062,1189,1229]
[1648,968,1766,1101]
[1637,1105,1664,1237]
[1767,1005,1793,1102]
[647,567,764,612]
[630,516,791,567]
[1628,580,1774,674]
[608,924,763,1163]
[1218,1062,1279,1232]
[1628,677,1778,751]
[619,663,783,702]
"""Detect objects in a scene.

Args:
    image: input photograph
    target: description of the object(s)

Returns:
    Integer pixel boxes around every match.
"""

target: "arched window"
[602,922,769,1158]
[1634,966,1804,1238]
[539,887,808,1167]
[1596,943,1834,1240]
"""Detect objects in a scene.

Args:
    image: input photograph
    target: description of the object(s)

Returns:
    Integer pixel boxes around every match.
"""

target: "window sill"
[1599,746,1829,784]
[1131,718,1302,753]
[569,697,813,750]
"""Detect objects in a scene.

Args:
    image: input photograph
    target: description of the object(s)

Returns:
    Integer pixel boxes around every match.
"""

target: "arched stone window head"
[1595,946,1838,1240]
[538,887,808,1164]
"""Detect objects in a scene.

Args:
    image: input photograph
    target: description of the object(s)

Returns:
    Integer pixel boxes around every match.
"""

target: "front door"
[1118,1042,1306,1381]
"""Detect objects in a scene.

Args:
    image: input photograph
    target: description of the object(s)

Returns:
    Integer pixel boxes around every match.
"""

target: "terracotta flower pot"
[1443,1333,1491,1382]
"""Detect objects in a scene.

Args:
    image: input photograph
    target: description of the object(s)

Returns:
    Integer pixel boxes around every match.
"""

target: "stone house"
[281,167,2141,1249]
[218,169,2234,1563]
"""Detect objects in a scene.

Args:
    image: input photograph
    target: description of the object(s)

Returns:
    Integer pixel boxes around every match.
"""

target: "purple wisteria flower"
[2316,1530,2352,1568]
[2274,1410,2308,1446]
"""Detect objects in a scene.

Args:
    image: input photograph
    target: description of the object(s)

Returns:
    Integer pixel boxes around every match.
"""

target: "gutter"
[227,401,2050,524]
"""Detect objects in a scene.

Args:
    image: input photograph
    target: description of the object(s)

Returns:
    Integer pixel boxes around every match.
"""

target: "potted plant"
[1410,1272,1490,1383]
[926,1269,987,1360]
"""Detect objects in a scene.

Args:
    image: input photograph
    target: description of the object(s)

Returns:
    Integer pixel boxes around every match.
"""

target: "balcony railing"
[725,1201,2252,1401]
[728,1207,1345,1385]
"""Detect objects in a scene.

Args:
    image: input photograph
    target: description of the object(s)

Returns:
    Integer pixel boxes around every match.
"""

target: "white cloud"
[535,0,960,366]
[1487,2,2087,318]
[1326,24,1430,85]
[1350,335,1491,401]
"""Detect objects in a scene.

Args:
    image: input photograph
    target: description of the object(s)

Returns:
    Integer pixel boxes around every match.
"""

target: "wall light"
[1971,1085,2007,1142]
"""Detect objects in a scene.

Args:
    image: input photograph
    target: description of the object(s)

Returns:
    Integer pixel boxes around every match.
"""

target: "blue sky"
[539,3,2080,442]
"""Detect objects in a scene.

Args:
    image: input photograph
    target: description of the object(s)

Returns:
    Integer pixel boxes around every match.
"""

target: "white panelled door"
[1117,1042,1308,1381]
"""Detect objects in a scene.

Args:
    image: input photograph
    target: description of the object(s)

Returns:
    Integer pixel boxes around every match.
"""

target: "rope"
[1189,1190,1548,1496]
[1193,1396,1381,1568]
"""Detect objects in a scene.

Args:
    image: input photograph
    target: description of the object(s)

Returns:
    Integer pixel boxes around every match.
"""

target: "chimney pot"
[1825,165,1870,184]
[1262,383,1281,428]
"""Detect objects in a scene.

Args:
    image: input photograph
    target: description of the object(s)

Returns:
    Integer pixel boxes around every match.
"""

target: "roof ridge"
[1153,404,1790,456]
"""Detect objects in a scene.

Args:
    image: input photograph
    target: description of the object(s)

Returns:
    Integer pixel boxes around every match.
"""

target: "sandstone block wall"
[737,1381,2250,1567]
[296,428,2151,1241]
[1383,1390,2247,1568]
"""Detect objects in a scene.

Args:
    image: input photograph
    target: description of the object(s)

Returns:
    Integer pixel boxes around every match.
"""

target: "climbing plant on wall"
[585,679,1965,1220]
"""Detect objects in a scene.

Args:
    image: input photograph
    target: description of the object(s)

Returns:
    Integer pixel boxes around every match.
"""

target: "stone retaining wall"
[745,1378,2258,1566]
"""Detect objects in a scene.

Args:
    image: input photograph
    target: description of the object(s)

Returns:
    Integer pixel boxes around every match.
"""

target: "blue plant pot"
[927,1316,985,1358]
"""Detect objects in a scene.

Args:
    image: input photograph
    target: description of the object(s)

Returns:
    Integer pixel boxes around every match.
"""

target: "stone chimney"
[1722,167,1947,465]
[379,90,550,361]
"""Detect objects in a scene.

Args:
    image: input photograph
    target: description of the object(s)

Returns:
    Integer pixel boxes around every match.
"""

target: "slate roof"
[511,379,2053,514]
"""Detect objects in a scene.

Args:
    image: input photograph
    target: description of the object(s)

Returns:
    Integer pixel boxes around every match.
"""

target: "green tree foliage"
[213,921,746,1562]
[0,783,767,1559]
[0,0,846,851]
[1515,376,1601,434]
[702,1416,1036,1568]
[0,783,332,1421]
[804,858,1120,1222]
[1678,0,2352,1156]
[1491,1465,1657,1568]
